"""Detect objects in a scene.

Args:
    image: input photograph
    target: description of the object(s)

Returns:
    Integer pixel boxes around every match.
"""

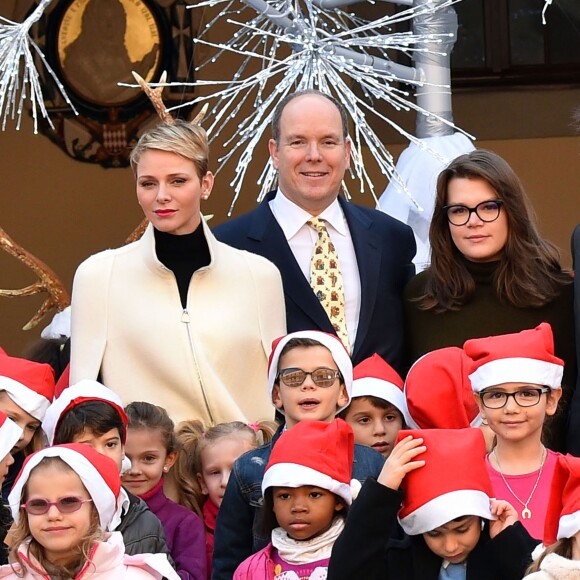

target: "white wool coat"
[70,219,286,425]
[526,552,580,579]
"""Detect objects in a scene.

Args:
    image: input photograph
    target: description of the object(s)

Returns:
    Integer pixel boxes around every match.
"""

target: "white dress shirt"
[269,189,361,347]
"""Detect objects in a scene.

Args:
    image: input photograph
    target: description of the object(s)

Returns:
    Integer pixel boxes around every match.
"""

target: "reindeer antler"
[132,70,174,124]
[0,226,70,331]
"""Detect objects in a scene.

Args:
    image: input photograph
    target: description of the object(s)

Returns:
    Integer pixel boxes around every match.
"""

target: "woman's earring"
[163,466,168,472]
[202,194,209,200]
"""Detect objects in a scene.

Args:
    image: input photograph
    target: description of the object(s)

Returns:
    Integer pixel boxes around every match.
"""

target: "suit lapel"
[247,194,334,332]
[341,199,382,360]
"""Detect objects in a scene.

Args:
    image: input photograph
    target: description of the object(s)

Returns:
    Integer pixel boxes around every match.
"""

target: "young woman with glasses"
[403,149,575,453]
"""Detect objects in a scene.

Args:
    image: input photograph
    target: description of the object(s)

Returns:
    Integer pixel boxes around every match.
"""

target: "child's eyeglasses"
[276,367,342,388]
[479,387,550,409]
[21,496,93,515]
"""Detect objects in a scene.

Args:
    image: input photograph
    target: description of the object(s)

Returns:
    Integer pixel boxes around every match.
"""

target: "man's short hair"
[271,90,349,143]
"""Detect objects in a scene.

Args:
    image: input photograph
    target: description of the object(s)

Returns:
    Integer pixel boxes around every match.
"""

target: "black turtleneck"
[154,225,211,308]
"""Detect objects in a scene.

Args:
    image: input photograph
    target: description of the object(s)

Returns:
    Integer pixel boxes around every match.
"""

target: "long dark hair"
[419,149,570,311]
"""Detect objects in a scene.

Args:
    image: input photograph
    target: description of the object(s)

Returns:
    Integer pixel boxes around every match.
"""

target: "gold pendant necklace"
[492,446,546,520]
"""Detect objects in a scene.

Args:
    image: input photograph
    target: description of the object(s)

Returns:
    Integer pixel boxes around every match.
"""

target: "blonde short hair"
[130,119,209,180]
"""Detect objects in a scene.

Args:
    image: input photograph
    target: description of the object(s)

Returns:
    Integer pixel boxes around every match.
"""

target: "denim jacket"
[211,425,385,580]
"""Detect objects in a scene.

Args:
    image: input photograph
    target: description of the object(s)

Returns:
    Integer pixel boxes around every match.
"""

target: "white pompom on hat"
[262,418,357,505]
[352,354,405,416]
[542,454,580,546]
[42,379,129,445]
[464,323,564,393]
[267,331,353,413]
[396,428,494,535]
[404,347,481,429]
[0,350,55,421]
[9,443,122,530]
[0,411,23,460]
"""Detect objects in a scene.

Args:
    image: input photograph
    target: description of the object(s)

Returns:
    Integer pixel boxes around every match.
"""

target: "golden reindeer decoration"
[0,226,70,331]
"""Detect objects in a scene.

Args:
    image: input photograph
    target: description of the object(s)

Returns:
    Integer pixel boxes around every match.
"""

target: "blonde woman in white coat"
[70,116,286,425]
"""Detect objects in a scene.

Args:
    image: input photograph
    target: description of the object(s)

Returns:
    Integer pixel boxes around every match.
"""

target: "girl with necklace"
[465,323,564,540]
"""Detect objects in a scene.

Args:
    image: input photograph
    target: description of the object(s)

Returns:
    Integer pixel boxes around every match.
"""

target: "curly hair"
[419,149,570,311]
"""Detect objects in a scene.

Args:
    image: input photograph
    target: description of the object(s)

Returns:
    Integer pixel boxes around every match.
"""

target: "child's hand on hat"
[489,499,518,539]
[378,435,426,491]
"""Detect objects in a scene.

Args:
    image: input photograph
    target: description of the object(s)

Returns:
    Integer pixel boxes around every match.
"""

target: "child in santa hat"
[328,428,537,580]
[465,322,564,540]
[41,380,172,561]
[234,419,357,579]
[525,454,580,578]
[339,353,406,458]
[0,350,55,497]
[403,346,495,450]
[1,443,179,579]
[212,331,384,580]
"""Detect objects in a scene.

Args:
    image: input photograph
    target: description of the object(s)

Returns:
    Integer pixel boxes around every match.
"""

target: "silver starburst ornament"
[0,0,76,133]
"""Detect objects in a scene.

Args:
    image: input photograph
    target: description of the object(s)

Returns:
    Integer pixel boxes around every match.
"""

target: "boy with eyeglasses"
[211,331,385,580]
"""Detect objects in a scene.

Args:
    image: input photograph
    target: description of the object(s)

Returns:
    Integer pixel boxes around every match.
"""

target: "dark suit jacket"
[213,192,416,371]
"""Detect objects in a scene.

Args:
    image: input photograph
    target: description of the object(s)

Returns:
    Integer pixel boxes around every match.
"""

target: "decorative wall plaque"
[31,0,196,168]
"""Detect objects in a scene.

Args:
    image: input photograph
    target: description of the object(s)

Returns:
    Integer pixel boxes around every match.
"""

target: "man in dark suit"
[214,90,416,370]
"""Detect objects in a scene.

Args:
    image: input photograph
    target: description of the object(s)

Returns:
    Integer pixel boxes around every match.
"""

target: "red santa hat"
[9,443,122,529]
[404,347,481,429]
[0,411,23,461]
[262,419,357,505]
[267,331,353,413]
[352,354,405,416]
[397,428,493,535]
[464,323,564,393]
[42,379,129,445]
[542,454,580,545]
[0,351,55,421]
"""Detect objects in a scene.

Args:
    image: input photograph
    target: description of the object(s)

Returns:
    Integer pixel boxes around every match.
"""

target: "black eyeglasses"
[276,367,342,388]
[443,200,504,226]
[21,496,93,515]
[479,387,550,409]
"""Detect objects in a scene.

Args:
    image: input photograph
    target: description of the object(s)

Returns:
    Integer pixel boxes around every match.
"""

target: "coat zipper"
[182,307,214,425]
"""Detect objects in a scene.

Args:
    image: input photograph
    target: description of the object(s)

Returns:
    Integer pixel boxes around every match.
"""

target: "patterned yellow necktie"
[308,217,350,352]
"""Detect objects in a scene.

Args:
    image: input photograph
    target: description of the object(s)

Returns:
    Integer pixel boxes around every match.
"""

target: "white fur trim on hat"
[558,510,580,541]
[397,489,494,535]
[42,380,125,445]
[40,307,71,341]
[469,357,563,393]
[0,418,22,460]
[0,376,51,421]
[351,377,406,416]
[268,331,353,414]
[262,462,353,505]
[8,447,118,530]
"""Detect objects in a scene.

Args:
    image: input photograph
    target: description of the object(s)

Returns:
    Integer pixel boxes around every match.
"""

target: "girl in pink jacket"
[0,443,178,579]
[234,420,356,580]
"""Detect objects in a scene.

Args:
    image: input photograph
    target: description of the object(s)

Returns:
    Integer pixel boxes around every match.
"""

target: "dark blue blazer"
[213,192,416,371]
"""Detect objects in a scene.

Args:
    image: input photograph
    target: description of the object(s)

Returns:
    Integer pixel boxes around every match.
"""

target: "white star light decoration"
[0,0,77,133]
[166,0,469,213]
